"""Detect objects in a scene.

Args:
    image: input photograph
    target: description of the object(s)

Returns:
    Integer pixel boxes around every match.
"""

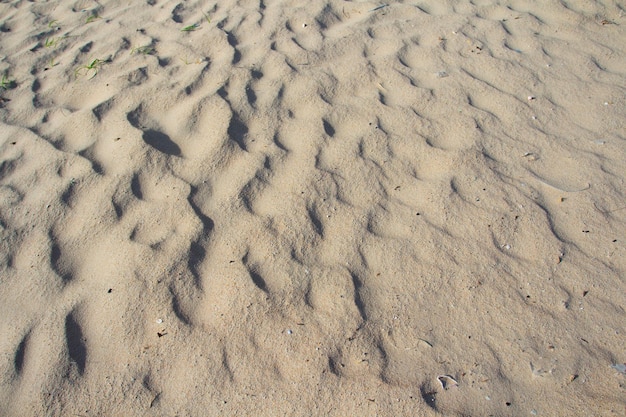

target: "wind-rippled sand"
[1,0,625,415]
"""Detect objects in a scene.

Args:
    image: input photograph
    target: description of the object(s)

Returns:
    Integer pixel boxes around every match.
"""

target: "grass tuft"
[45,58,59,71]
[75,58,109,79]
[0,73,16,90]
[44,36,63,48]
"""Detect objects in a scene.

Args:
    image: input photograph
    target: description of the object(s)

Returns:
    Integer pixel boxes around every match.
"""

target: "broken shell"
[437,374,458,390]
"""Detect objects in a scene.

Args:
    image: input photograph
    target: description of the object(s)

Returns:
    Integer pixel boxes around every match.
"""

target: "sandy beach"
[1,0,625,415]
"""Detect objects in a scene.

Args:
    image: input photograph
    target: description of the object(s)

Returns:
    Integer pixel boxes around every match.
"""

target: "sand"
[0,0,625,415]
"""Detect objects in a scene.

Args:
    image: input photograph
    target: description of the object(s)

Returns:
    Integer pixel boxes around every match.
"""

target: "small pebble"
[286,329,293,335]
[156,318,163,324]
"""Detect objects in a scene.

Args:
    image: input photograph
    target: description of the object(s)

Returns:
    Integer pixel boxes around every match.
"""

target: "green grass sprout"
[75,58,108,79]
[44,37,59,48]
[181,23,199,32]
[86,14,101,23]
[131,45,154,55]
[203,12,211,24]
[48,20,60,29]
[0,73,16,90]
[45,58,58,71]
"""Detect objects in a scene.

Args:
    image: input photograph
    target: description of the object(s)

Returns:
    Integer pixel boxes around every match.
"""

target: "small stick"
[369,4,388,12]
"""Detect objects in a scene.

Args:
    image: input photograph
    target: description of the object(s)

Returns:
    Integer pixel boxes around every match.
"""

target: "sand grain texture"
[1,0,625,416]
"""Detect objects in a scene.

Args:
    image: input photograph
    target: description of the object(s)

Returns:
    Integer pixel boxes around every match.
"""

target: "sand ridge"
[1,0,625,415]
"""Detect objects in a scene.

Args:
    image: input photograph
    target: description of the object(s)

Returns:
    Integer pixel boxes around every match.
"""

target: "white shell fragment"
[437,374,459,390]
